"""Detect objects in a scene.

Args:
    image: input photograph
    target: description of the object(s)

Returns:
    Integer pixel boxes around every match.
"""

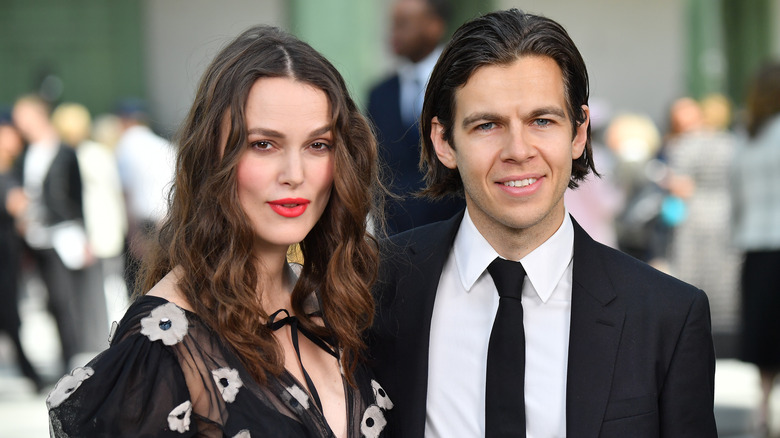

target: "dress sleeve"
[48,301,197,437]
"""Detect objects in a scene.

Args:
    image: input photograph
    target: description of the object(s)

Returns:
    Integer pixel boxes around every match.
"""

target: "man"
[114,99,175,295]
[367,9,717,437]
[366,0,463,234]
[12,95,86,372]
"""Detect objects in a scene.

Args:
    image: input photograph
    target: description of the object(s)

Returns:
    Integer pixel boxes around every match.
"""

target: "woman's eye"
[251,141,272,150]
[310,142,332,151]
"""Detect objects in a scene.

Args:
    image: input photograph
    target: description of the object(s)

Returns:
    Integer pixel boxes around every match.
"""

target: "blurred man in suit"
[367,0,463,234]
[13,95,85,372]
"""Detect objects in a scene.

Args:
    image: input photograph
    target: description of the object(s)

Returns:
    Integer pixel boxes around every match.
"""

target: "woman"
[731,61,780,434]
[47,25,391,437]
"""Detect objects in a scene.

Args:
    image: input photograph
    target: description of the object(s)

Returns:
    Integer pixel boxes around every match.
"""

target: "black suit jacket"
[367,212,717,437]
[366,75,463,235]
[15,143,83,226]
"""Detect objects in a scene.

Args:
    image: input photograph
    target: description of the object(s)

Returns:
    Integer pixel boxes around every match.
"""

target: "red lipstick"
[268,198,310,218]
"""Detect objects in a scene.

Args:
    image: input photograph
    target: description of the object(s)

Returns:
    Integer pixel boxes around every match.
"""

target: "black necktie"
[485,257,527,437]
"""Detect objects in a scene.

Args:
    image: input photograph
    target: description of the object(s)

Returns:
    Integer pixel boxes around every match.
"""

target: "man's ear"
[571,105,589,160]
[431,117,457,169]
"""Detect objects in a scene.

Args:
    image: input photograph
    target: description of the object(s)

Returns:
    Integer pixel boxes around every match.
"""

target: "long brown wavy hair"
[138,25,382,384]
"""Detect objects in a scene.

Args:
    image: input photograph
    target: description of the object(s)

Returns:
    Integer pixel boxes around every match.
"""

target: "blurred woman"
[52,102,127,354]
[47,25,391,437]
[731,61,780,434]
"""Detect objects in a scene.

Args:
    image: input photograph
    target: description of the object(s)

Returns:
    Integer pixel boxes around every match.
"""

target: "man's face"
[391,0,441,62]
[431,56,588,255]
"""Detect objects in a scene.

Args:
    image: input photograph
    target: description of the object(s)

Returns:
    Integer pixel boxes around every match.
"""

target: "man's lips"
[268,198,310,218]
[500,177,538,188]
[496,176,542,195]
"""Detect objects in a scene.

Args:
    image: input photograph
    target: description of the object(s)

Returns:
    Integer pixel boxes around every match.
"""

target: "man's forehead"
[452,56,567,113]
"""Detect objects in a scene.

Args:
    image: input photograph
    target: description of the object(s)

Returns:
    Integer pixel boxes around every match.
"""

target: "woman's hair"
[138,25,382,384]
[746,61,780,138]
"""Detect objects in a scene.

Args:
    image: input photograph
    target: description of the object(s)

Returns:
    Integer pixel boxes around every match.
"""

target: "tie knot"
[487,258,526,300]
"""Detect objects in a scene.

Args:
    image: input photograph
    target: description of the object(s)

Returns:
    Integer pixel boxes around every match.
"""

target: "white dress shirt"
[426,209,574,437]
[397,46,442,124]
[115,125,175,223]
[22,140,60,249]
[23,139,59,198]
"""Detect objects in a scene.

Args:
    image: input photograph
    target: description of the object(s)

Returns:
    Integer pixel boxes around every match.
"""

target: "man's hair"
[425,0,452,22]
[419,8,596,198]
[13,94,50,117]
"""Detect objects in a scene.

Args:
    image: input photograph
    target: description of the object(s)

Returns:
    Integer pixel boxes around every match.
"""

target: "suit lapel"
[392,211,463,436]
[566,218,625,437]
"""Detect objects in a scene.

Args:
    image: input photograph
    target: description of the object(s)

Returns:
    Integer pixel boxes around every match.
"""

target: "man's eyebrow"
[528,106,567,119]
[461,112,507,129]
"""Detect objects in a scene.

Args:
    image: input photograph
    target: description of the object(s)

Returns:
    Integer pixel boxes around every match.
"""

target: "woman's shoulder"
[144,267,194,312]
[110,270,195,348]
[47,297,197,436]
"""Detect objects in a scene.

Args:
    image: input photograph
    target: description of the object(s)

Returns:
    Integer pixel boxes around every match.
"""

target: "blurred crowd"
[564,62,780,430]
[567,92,743,347]
[1,0,779,427]
[0,96,175,392]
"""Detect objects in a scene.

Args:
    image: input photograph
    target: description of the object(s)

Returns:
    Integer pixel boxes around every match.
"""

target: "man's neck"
[28,131,58,146]
[467,205,566,261]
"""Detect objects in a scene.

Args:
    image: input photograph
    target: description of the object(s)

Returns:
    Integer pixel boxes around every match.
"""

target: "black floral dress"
[47,295,393,437]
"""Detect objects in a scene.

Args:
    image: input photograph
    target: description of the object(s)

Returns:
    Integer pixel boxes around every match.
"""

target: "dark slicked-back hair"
[420,8,596,198]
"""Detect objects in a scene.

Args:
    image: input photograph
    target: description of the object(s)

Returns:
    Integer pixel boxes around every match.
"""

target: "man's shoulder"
[380,221,442,262]
[368,74,400,101]
[585,239,704,302]
[381,212,461,254]
[370,73,400,91]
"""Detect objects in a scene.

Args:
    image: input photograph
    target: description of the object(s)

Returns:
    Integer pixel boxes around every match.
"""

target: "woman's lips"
[268,198,310,218]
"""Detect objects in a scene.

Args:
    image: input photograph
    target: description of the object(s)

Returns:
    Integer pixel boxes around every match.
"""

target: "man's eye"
[477,122,495,131]
[533,119,551,127]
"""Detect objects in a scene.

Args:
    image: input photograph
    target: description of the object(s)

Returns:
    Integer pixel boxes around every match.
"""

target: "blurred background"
[1,0,779,436]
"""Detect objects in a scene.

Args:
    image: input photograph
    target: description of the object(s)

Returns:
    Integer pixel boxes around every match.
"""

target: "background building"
[1,0,778,134]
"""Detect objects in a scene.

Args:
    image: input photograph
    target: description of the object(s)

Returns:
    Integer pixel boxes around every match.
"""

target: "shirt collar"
[453,209,575,303]
[398,46,443,86]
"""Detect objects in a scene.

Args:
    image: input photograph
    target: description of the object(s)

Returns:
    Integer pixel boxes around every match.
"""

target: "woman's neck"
[256,247,296,315]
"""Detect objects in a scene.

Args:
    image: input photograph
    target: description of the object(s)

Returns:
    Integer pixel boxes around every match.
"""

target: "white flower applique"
[360,380,393,437]
[371,379,394,410]
[46,366,95,409]
[167,400,192,433]
[233,430,251,438]
[360,404,388,438]
[285,384,311,410]
[140,303,189,346]
[212,367,243,403]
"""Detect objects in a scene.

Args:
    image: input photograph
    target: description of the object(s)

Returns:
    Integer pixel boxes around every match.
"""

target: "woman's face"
[234,77,335,254]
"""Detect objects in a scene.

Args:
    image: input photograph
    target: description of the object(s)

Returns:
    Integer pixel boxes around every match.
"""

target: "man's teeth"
[503,178,537,188]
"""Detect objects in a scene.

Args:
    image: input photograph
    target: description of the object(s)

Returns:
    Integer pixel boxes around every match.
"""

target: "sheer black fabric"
[47,295,393,437]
